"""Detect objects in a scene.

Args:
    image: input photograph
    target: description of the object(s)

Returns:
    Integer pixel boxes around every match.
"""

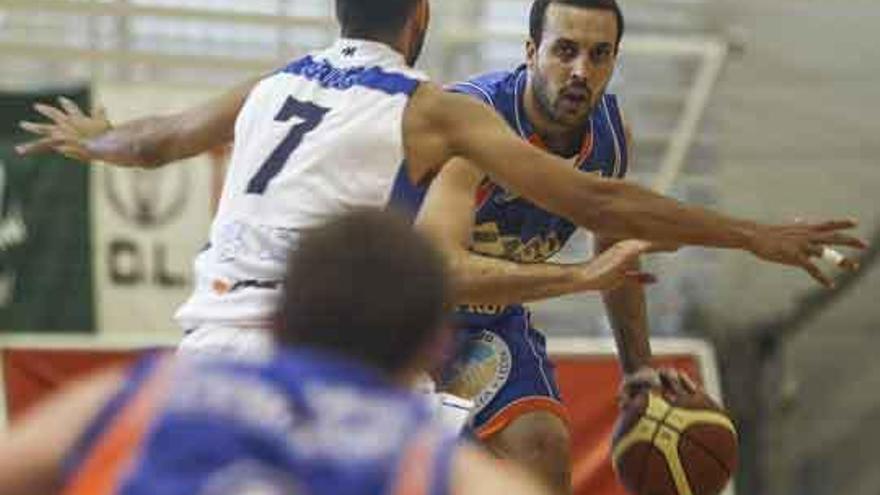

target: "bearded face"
[527,4,618,128]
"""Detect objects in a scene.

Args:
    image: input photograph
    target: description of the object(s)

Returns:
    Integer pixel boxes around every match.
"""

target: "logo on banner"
[0,159,27,307]
[102,167,189,288]
[444,330,511,410]
[104,167,190,228]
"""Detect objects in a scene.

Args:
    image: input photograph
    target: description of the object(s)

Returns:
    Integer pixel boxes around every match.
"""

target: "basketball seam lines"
[637,405,676,493]
[677,429,734,479]
[659,410,735,488]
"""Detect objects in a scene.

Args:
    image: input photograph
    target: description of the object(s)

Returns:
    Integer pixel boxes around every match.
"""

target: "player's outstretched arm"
[16,77,259,168]
[0,367,125,495]
[405,83,865,288]
[452,444,554,495]
[415,159,658,305]
[595,116,654,376]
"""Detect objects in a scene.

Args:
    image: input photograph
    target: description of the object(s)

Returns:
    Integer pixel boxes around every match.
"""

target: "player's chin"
[553,103,591,126]
[555,110,591,128]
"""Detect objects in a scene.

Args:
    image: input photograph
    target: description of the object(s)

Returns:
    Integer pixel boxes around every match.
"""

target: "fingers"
[624,271,657,285]
[818,246,860,271]
[677,371,698,394]
[15,136,89,162]
[58,96,85,118]
[615,239,653,256]
[34,103,73,128]
[813,232,868,249]
[792,218,857,230]
[15,137,61,156]
[800,244,861,287]
[837,257,860,272]
[18,121,55,136]
[801,259,834,289]
[798,218,866,248]
[658,368,688,396]
[787,218,865,246]
[646,241,681,254]
[617,239,680,255]
[812,219,858,231]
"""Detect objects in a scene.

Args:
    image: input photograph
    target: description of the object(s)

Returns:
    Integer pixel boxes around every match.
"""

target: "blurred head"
[277,209,450,379]
[336,0,430,66]
[527,0,624,127]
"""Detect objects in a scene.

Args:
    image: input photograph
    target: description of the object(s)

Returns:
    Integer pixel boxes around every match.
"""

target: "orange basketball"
[611,389,738,495]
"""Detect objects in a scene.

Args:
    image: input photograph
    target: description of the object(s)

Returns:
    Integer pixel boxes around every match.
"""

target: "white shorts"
[416,373,475,434]
[178,326,474,432]
[177,326,274,361]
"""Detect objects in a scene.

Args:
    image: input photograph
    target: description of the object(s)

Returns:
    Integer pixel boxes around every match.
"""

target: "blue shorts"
[439,306,568,439]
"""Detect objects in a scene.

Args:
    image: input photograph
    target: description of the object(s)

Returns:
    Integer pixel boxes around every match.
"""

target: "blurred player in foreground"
[16,0,864,360]
[0,210,552,495]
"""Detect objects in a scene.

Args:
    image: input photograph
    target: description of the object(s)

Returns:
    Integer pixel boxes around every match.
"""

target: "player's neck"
[340,31,408,61]
[523,83,588,157]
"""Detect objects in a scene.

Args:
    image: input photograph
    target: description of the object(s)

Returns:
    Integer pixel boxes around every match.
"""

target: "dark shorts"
[439,307,568,439]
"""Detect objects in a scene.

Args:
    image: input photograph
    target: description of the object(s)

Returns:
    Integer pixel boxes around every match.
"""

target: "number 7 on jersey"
[247,96,330,195]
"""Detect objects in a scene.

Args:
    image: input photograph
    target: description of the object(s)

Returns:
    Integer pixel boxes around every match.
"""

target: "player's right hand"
[15,97,112,163]
[747,219,866,288]
[619,367,699,409]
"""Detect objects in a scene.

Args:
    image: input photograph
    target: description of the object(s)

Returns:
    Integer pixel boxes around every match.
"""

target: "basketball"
[611,389,738,495]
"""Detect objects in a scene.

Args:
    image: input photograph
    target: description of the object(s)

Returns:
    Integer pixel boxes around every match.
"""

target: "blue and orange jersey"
[388,65,629,325]
[61,350,461,495]
[448,65,628,266]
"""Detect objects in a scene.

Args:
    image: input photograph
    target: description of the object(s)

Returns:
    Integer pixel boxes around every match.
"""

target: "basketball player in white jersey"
[18,0,864,356]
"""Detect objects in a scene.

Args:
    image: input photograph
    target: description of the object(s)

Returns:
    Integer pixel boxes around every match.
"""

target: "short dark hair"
[336,0,421,39]
[278,209,449,375]
[529,0,625,48]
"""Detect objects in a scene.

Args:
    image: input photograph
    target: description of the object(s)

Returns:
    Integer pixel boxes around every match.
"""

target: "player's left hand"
[15,97,112,162]
[748,219,866,288]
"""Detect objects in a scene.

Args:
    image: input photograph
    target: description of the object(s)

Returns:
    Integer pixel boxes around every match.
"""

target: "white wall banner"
[92,85,222,336]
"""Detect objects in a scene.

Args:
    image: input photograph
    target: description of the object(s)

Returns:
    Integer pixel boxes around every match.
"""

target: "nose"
[570,56,592,83]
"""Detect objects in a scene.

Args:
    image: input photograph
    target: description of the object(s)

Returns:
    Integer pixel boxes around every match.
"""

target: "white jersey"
[175,39,428,330]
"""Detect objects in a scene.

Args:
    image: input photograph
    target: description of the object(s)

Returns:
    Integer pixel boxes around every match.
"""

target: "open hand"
[577,239,677,291]
[16,97,111,163]
[749,219,865,288]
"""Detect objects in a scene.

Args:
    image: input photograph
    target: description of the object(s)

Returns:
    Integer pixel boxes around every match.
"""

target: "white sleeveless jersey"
[175,39,428,330]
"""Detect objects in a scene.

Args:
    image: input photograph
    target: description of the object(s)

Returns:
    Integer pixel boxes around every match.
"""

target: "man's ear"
[526,39,538,70]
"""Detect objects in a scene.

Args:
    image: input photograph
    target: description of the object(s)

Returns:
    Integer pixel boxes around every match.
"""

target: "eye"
[591,44,613,63]
[554,41,578,60]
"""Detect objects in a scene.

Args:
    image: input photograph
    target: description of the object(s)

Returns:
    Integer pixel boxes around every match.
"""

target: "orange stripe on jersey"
[474,178,496,209]
[62,357,175,495]
[388,431,437,495]
[475,396,570,441]
[526,126,594,166]
[578,130,595,163]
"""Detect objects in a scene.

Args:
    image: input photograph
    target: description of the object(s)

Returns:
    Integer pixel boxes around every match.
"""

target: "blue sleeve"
[61,352,165,484]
